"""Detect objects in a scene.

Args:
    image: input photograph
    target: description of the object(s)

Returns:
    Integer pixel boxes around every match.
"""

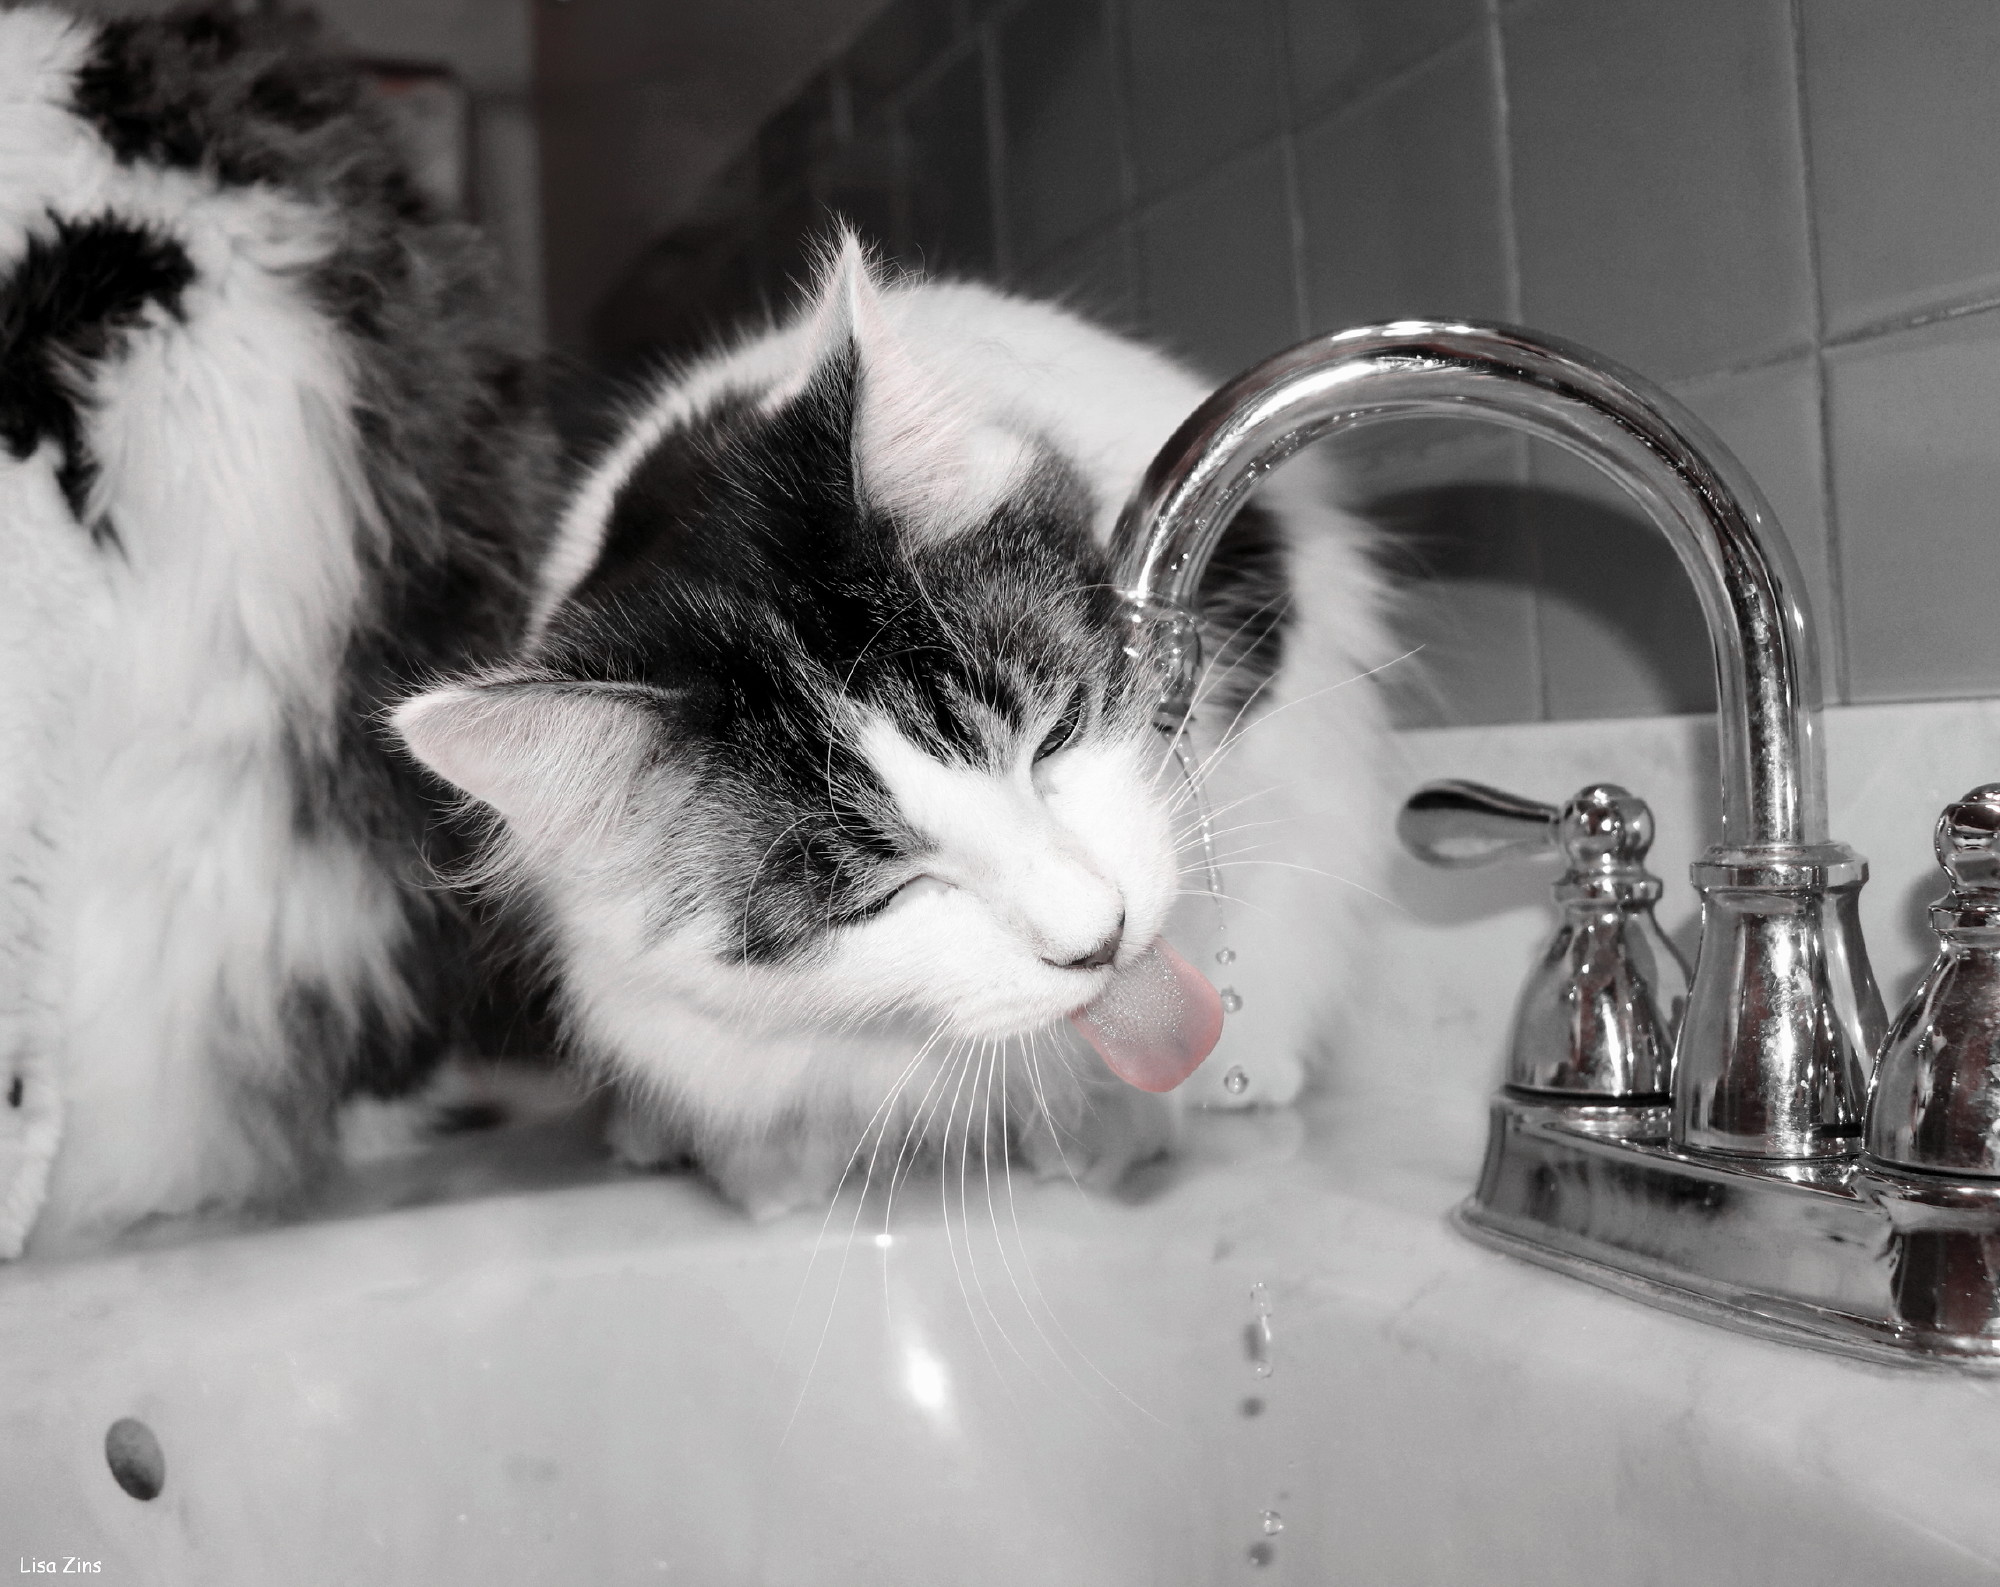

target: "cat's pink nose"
[1046,915,1123,971]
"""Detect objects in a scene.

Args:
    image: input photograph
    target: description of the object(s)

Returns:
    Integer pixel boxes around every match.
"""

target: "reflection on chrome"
[1116,320,2000,1365]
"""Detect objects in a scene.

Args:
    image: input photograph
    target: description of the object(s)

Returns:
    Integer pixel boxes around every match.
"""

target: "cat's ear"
[793,230,1030,541]
[390,681,662,851]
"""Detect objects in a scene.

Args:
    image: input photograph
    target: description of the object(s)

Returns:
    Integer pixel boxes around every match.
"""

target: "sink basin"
[4,1076,1997,1586]
[8,697,2000,1583]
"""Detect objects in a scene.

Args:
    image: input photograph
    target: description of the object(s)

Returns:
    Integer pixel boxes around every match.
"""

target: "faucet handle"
[1401,779,1688,1099]
[1865,783,2000,1177]
[1935,782,2000,893]
[1399,779,1660,888]
[1397,780,1559,868]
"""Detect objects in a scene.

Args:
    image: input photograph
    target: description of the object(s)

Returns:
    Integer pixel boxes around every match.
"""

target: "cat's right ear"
[390,681,662,851]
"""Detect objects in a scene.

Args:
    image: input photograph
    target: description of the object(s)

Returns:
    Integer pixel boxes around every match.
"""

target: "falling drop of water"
[1220,987,1244,1014]
[1261,1511,1284,1536]
[1215,946,1236,965]
[1173,737,1226,927]
[1223,1066,1249,1095]
[1245,1283,1274,1377]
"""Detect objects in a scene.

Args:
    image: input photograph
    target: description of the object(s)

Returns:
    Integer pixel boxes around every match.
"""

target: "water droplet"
[1245,1316,1273,1377]
[1220,987,1243,1014]
[1245,1283,1274,1375]
[1173,738,1226,926]
[1223,1066,1249,1095]
[1261,1510,1284,1536]
[1248,1541,1275,1567]
[1215,946,1236,965]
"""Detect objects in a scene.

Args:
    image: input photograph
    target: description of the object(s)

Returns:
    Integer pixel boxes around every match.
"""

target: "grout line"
[978,19,1011,279]
[1824,289,2000,350]
[1270,0,1311,341]
[1103,0,1141,242]
[1666,338,1819,391]
[1277,132,1311,343]
[1482,0,1523,325]
[1295,25,1484,142]
[1786,0,1849,705]
[1099,0,1147,331]
[889,25,985,115]
[1481,0,1539,717]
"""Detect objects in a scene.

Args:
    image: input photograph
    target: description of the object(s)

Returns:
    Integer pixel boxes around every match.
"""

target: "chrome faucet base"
[1461,1092,2000,1368]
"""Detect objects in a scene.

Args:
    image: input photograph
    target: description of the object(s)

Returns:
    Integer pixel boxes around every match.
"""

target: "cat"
[393,234,1394,1219]
[0,4,553,1251]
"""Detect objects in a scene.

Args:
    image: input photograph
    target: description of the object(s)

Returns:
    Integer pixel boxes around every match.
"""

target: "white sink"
[4,1076,1998,1586]
[8,698,2000,1584]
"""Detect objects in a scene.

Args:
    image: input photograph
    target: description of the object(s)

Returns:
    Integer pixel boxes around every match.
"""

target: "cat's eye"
[1034,695,1084,763]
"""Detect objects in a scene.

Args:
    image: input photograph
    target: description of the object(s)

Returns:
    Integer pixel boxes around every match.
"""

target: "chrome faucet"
[1114,321,2000,1365]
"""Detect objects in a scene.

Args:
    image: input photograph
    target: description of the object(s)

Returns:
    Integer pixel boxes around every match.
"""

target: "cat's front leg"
[612,1096,856,1223]
[1013,1053,1178,1192]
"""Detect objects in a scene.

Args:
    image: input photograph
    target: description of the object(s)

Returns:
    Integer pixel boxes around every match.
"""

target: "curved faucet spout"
[1115,320,1884,1160]
[1111,319,1823,851]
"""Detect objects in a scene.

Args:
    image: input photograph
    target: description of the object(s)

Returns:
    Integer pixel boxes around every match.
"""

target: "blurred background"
[74,0,2000,735]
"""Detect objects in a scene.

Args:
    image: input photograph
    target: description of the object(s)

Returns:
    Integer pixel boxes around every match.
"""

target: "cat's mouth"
[1067,941,1223,1093]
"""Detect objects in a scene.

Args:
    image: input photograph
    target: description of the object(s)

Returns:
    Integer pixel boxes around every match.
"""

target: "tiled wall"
[602,0,2000,729]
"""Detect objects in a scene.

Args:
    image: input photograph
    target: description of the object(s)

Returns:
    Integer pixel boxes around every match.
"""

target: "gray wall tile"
[1338,428,1542,728]
[1671,357,1842,700]
[1135,140,1299,380]
[647,0,2000,727]
[904,50,995,274]
[1507,0,1815,383]
[1296,33,1509,330]
[1801,0,2000,338]
[1283,0,1484,125]
[1830,311,2000,702]
[1123,0,1287,200]
[1528,442,1716,721]
[998,0,1126,267]
[1017,223,1140,332]
[848,0,962,120]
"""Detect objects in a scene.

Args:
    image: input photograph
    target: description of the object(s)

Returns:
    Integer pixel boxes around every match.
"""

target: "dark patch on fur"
[1196,498,1291,728]
[543,341,1147,964]
[0,213,193,535]
[430,1100,509,1135]
[68,8,559,1097]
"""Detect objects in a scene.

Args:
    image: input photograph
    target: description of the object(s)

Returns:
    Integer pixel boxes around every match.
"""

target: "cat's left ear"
[390,680,663,852]
[796,231,1031,541]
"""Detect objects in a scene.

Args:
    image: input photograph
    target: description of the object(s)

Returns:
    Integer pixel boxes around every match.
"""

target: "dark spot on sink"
[105,1417,164,1500]
[1248,1541,1274,1567]
[7,1075,21,1108]
[1111,1151,1180,1204]
[1240,1396,1264,1417]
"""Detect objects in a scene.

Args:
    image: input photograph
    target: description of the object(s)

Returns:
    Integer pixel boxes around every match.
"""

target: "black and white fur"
[396,239,1393,1216]
[0,5,552,1249]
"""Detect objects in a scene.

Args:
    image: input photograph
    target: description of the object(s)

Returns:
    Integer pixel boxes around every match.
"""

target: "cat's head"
[392,240,1198,1099]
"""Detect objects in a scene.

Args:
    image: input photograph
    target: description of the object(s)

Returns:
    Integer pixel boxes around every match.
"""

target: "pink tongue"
[1067,941,1225,1093]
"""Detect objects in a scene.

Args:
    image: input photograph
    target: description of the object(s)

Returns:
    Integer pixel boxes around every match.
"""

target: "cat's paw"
[698,1130,854,1223]
[1018,1077,1177,1191]
[605,1096,697,1174]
